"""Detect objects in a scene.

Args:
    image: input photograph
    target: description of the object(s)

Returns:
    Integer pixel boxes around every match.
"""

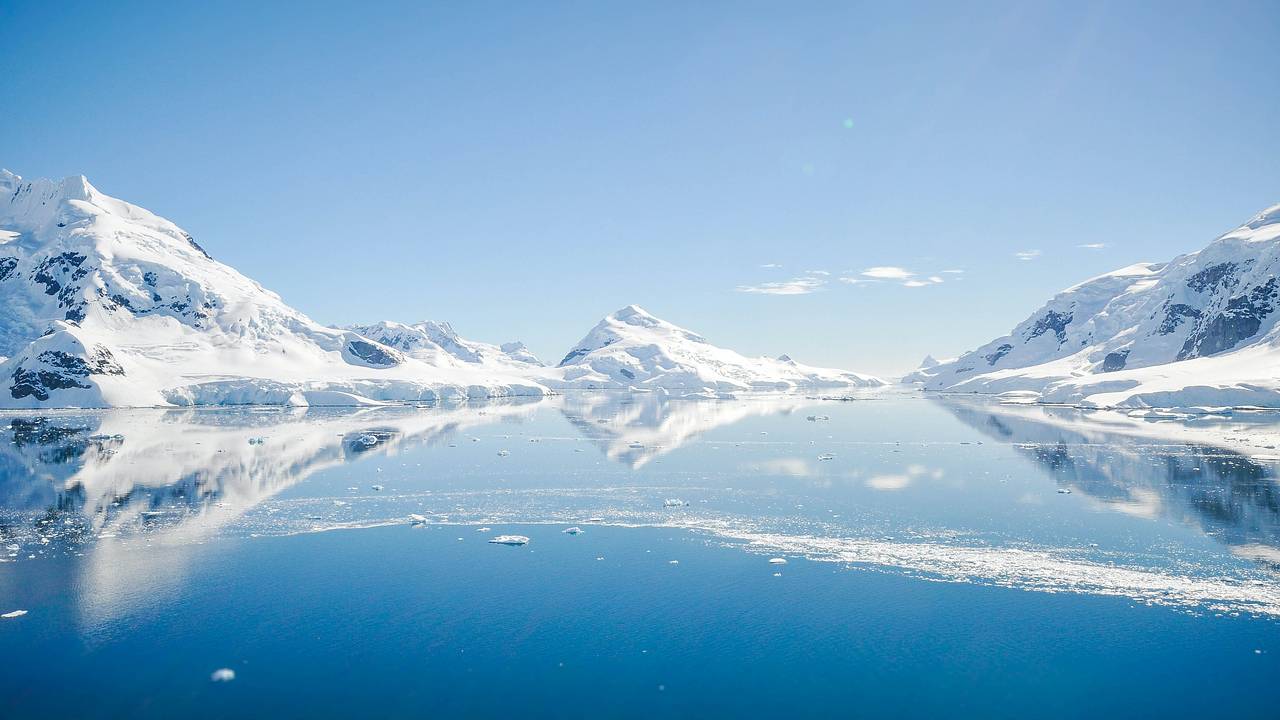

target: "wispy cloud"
[860,266,915,280]
[760,263,783,268]
[1014,250,1042,261]
[736,276,825,295]
[806,269,830,276]
[849,265,947,288]
[941,269,964,275]
[1077,243,1106,250]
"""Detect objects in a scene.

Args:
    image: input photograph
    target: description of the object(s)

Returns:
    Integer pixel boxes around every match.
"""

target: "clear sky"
[2,1,1277,375]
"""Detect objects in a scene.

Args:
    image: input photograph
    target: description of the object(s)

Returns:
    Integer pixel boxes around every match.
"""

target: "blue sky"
[2,1,1277,375]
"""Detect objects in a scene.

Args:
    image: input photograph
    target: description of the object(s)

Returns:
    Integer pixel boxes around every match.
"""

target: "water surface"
[2,393,1279,717]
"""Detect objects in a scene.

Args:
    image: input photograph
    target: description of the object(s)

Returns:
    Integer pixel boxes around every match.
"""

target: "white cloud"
[861,266,915,280]
[806,269,830,276]
[902,280,931,288]
[760,263,783,268]
[927,276,944,283]
[1077,243,1106,250]
[941,269,964,274]
[866,474,911,491]
[736,276,825,295]
[1014,250,1042,261]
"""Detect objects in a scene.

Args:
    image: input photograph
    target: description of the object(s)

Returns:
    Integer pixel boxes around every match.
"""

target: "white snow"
[0,171,548,408]
[545,305,886,395]
[909,202,1280,408]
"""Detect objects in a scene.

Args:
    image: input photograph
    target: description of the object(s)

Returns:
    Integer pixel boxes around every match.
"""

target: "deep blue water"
[2,394,1279,717]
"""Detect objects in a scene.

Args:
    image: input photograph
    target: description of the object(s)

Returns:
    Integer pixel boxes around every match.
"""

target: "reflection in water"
[558,392,813,468]
[5,394,1280,625]
[939,398,1280,566]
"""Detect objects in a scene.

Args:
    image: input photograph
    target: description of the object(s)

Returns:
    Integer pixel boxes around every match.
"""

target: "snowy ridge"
[345,319,543,369]
[0,170,546,407]
[549,305,886,395]
[909,202,1280,408]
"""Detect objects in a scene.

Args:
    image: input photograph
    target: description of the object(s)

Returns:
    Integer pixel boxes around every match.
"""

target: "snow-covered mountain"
[549,305,885,394]
[909,202,1280,408]
[0,170,545,407]
[345,320,543,369]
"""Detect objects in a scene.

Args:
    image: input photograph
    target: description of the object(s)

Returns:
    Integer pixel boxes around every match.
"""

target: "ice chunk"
[668,560,679,565]
[210,668,236,682]
[497,449,511,457]
[768,557,788,565]
[2,610,28,618]
[371,484,384,491]
[489,535,530,545]
[1057,488,1072,494]
[663,498,687,507]
[563,526,583,535]
[817,453,835,461]
[408,514,427,523]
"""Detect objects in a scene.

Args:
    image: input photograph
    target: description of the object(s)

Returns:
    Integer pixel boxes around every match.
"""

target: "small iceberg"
[768,557,788,565]
[1,609,27,619]
[497,449,511,457]
[1057,488,1072,494]
[817,453,835,461]
[210,668,236,682]
[371,484,384,491]
[563,527,583,535]
[663,498,687,507]
[489,535,530,546]
[407,514,427,524]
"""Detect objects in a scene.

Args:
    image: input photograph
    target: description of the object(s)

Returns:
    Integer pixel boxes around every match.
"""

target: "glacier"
[0,170,883,407]
[909,202,1280,409]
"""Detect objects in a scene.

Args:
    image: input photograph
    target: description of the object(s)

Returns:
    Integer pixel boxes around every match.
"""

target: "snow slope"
[0,170,546,407]
[549,305,886,394]
[908,203,1280,408]
[345,320,542,369]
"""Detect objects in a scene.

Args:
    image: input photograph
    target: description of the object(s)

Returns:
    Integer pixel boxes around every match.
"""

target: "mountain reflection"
[938,398,1280,566]
[558,392,813,468]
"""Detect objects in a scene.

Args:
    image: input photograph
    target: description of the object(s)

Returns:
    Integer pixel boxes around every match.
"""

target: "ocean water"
[2,393,1279,718]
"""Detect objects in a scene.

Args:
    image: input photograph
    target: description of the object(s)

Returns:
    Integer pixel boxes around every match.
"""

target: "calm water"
[2,393,1279,718]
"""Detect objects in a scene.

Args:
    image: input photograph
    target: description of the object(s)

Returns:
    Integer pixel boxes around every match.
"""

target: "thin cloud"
[1078,243,1106,250]
[941,269,964,274]
[736,276,825,295]
[1015,250,1042,261]
[760,263,783,268]
[806,269,831,276]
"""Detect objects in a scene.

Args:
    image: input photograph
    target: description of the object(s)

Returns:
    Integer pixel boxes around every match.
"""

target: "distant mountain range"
[0,171,883,407]
[908,202,1280,408]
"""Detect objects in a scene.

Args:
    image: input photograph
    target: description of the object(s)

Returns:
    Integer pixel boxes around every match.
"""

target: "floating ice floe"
[407,514,427,524]
[210,668,236,682]
[2,610,28,619]
[371,484,384,491]
[497,449,511,457]
[563,527,583,535]
[668,560,679,565]
[1057,488,1072,494]
[489,535,530,545]
[768,557,787,565]
[817,453,835,461]
[663,498,687,507]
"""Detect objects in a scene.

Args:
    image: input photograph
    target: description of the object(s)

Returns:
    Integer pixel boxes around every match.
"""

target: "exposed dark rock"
[346,339,400,367]
[984,343,1013,366]
[183,232,213,260]
[1158,303,1201,335]
[617,367,636,379]
[1186,262,1239,293]
[1101,349,1130,372]
[8,346,125,401]
[0,256,17,281]
[1026,310,1073,345]
[1179,278,1278,359]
